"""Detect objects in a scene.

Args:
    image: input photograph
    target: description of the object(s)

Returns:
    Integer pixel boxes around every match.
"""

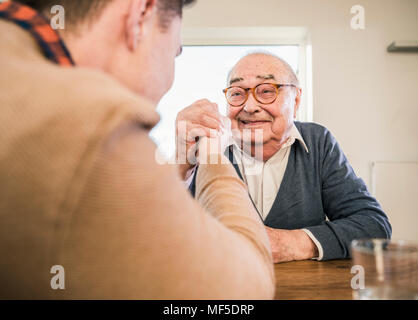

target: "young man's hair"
[18,0,196,29]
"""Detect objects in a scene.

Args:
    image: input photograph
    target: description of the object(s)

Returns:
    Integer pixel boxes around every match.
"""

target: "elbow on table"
[373,214,392,240]
[242,251,276,300]
[219,249,275,299]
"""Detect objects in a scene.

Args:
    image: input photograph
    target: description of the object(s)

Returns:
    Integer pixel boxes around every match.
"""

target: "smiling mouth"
[239,120,271,126]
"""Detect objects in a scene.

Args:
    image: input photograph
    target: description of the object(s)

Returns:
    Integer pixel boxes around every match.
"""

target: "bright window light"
[150,45,300,159]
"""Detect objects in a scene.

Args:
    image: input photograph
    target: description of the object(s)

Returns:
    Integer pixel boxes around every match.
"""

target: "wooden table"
[274,259,353,300]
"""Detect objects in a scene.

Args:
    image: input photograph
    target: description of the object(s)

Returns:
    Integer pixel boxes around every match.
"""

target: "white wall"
[182,0,418,237]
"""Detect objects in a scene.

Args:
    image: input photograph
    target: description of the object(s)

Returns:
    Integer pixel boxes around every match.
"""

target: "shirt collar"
[288,123,309,153]
[0,1,74,66]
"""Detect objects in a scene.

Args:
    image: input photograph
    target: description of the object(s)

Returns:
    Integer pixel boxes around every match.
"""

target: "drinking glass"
[351,239,418,300]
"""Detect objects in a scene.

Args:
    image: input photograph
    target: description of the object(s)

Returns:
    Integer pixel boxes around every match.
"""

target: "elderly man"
[177,52,392,263]
[0,1,275,299]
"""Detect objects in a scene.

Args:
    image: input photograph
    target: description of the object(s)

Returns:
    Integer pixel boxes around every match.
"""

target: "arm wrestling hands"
[175,99,225,180]
[175,100,318,263]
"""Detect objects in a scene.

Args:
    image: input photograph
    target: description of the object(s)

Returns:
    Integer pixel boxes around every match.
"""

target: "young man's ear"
[293,88,302,119]
[126,0,157,51]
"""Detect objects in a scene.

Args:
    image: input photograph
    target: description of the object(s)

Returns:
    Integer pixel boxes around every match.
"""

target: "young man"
[0,1,275,299]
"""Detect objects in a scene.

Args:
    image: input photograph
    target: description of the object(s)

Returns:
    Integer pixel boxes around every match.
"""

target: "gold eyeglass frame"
[223,83,298,107]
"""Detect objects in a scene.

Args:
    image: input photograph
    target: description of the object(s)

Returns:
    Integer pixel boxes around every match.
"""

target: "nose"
[243,92,261,114]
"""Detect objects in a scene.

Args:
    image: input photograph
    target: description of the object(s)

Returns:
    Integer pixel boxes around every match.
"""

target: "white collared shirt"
[231,124,324,260]
[232,125,309,219]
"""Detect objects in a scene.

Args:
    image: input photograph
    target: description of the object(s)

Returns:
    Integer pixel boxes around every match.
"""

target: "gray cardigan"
[189,121,392,260]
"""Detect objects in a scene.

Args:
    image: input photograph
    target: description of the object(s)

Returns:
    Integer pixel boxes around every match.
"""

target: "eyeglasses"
[223,83,298,107]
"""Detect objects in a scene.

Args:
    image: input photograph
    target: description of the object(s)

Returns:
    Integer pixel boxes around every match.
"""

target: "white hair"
[227,50,300,87]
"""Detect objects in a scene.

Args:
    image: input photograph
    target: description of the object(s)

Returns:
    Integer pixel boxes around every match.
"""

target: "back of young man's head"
[18,0,196,104]
[19,0,195,29]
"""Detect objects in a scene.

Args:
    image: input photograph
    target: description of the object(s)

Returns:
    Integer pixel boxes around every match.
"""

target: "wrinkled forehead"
[229,55,288,85]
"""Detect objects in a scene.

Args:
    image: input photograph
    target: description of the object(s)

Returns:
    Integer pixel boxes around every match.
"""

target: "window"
[150,28,312,160]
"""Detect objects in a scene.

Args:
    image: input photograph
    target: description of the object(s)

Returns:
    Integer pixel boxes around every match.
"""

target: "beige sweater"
[0,20,275,299]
